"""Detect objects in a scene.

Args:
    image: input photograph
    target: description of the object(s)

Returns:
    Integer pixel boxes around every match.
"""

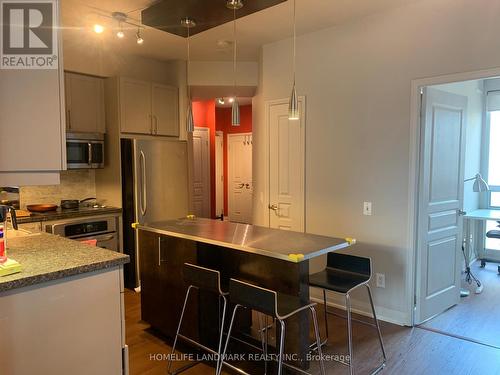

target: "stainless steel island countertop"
[139,218,354,262]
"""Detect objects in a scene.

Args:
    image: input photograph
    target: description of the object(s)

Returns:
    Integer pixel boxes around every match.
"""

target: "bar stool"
[309,253,386,375]
[217,278,326,375]
[167,263,228,375]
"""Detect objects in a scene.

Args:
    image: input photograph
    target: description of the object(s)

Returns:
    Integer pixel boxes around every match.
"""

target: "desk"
[464,209,500,271]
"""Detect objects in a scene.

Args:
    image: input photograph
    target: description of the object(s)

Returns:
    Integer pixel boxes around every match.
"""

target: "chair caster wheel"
[480,260,486,268]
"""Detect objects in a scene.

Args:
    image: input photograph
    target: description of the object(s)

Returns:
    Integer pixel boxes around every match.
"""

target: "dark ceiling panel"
[141,0,287,38]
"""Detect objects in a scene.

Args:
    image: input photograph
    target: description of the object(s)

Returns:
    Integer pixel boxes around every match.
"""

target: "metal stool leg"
[323,289,329,342]
[168,286,195,375]
[216,295,228,373]
[258,313,269,375]
[310,306,326,375]
[366,285,387,362]
[346,293,354,375]
[277,319,286,375]
[217,305,241,375]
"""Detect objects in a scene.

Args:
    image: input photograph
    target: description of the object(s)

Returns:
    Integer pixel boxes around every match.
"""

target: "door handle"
[238,183,245,189]
[458,210,467,216]
[139,151,147,216]
[268,204,278,211]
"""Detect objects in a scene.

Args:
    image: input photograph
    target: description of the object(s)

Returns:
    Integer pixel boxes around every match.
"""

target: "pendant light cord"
[292,0,296,85]
[233,7,237,95]
[187,25,191,101]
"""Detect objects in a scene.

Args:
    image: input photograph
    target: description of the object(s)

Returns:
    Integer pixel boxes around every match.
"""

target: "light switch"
[363,202,372,216]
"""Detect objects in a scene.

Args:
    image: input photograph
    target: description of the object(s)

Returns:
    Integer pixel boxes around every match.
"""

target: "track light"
[136,29,144,44]
[217,98,225,105]
[93,24,104,34]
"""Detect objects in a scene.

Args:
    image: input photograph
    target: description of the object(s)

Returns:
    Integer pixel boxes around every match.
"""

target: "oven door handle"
[92,234,116,241]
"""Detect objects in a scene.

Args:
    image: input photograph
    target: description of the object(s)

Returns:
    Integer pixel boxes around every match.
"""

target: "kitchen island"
[137,218,352,370]
[0,233,129,375]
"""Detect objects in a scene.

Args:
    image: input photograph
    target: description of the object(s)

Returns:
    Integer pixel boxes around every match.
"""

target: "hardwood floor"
[419,261,500,348]
[125,289,500,375]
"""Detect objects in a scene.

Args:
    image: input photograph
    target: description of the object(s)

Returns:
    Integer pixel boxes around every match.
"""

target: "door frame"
[227,132,253,223]
[263,97,306,230]
[408,67,500,326]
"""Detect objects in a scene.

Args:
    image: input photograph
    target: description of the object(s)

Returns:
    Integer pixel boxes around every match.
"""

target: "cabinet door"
[65,73,105,133]
[152,84,179,137]
[119,78,152,135]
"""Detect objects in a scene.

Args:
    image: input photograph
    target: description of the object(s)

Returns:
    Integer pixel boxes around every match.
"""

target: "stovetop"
[16,206,122,224]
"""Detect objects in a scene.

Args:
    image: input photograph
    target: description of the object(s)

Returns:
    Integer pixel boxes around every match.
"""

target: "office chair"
[484,221,500,274]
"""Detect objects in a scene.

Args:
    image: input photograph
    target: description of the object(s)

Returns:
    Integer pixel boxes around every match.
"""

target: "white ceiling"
[62,0,421,62]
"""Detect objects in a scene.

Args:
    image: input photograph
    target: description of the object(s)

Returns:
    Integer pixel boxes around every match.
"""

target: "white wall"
[253,0,500,324]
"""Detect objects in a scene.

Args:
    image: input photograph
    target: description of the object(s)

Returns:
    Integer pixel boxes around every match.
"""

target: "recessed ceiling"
[61,0,422,62]
[141,0,286,38]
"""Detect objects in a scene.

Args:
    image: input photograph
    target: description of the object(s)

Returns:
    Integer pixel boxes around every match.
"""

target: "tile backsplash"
[19,170,96,208]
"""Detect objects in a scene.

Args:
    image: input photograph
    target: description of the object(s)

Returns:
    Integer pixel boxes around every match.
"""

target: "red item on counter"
[0,227,7,264]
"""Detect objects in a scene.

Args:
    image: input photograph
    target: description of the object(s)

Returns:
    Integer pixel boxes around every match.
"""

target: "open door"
[415,87,467,323]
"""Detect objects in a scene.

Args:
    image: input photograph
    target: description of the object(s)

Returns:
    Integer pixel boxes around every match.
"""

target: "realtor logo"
[1,0,58,69]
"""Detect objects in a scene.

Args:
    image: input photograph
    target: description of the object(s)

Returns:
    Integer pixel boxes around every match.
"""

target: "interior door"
[268,99,305,231]
[228,133,253,223]
[415,87,467,324]
[190,128,211,218]
[152,83,179,137]
[120,78,152,134]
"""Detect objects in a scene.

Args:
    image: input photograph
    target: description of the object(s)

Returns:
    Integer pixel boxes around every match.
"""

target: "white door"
[415,87,467,324]
[152,83,179,137]
[120,78,152,135]
[65,73,105,133]
[228,133,253,223]
[268,99,305,231]
[190,127,211,218]
[215,131,224,217]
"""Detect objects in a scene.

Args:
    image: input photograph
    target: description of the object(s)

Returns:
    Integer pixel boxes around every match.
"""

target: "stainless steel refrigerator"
[121,138,189,289]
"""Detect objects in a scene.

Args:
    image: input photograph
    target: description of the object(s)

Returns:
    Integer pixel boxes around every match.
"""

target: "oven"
[66,132,105,169]
[46,215,120,252]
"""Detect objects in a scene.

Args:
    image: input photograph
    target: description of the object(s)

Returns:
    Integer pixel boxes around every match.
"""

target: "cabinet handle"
[154,115,158,134]
[149,114,153,134]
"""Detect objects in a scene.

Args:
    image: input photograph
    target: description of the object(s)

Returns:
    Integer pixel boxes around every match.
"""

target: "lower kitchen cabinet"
[138,230,198,340]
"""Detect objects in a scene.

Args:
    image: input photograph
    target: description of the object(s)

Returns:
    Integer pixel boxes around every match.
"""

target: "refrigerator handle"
[139,150,147,216]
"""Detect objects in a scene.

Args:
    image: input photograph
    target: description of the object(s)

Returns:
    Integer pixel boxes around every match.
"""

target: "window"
[486,111,500,208]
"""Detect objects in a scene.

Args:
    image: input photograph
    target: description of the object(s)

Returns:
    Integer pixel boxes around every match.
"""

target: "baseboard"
[310,289,409,326]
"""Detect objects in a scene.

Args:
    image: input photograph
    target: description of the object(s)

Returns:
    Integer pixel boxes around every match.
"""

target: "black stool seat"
[486,230,500,239]
[309,269,370,293]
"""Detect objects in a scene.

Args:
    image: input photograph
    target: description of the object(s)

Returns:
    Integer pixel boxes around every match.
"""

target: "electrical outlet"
[363,201,372,216]
[376,273,385,288]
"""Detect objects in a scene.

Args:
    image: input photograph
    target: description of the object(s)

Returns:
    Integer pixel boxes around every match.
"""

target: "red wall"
[215,105,252,215]
[192,100,216,218]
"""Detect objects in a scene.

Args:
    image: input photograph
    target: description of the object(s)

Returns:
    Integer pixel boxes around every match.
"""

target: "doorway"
[190,127,210,218]
[412,71,500,348]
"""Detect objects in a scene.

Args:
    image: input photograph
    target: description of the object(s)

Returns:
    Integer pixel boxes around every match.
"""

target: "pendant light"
[227,0,242,126]
[182,17,196,133]
[288,0,299,120]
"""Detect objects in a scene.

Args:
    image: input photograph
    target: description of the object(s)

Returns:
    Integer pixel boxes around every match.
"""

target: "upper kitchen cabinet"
[65,72,105,133]
[116,77,179,137]
[152,83,179,137]
[0,0,65,186]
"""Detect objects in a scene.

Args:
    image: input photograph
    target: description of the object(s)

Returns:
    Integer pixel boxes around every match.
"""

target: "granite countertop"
[139,218,353,262]
[16,206,122,224]
[0,233,129,292]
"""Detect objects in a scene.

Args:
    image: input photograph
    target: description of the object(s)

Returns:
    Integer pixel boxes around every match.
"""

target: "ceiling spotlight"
[226,0,243,10]
[228,97,234,103]
[93,24,104,34]
[136,29,144,44]
[217,98,225,105]
[180,17,196,29]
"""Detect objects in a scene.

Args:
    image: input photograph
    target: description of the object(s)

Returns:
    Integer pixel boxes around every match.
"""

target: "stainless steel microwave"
[66,132,104,169]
